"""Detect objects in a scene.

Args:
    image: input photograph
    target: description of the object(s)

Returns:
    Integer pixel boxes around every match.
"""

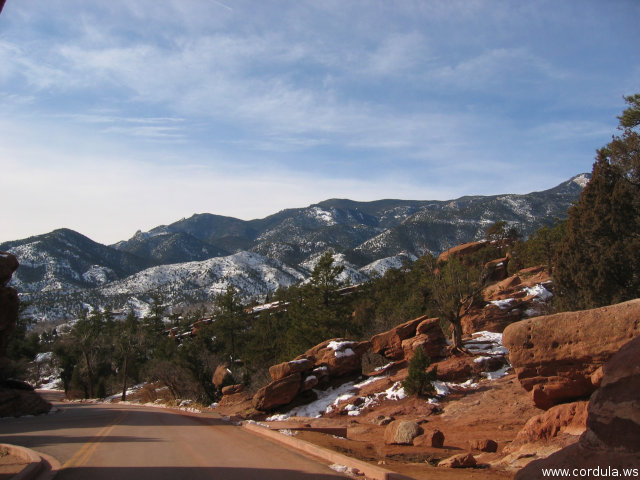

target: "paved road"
[0,393,348,479]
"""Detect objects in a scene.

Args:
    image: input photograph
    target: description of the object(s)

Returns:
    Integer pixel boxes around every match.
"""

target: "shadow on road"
[0,403,233,435]
[57,466,349,480]
[0,434,160,448]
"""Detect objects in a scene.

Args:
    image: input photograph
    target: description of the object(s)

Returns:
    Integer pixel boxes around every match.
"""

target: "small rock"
[372,415,394,426]
[438,453,477,468]
[427,429,445,448]
[470,439,498,452]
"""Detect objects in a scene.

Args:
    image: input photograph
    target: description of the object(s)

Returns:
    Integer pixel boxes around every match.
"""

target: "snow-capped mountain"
[2,174,590,322]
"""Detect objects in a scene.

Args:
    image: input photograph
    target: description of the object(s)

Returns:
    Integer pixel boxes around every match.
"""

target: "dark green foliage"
[507,220,566,275]
[402,348,436,397]
[553,94,640,311]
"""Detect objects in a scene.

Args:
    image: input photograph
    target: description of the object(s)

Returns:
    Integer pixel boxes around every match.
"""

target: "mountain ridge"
[1,173,590,322]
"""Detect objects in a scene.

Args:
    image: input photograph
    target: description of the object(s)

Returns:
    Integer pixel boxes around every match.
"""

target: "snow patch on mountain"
[100,251,306,301]
[359,253,418,276]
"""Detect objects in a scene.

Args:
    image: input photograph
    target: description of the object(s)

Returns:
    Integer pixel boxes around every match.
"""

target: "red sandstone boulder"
[438,453,477,468]
[371,315,428,360]
[484,257,509,283]
[583,335,640,453]
[471,439,498,452]
[252,372,302,411]
[269,358,313,382]
[221,384,244,396]
[429,354,507,382]
[437,241,487,264]
[420,429,445,448]
[508,401,588,449]
[503,299,640,409]
[303,339,370,377]
[515,336,640,479]
[401,317,447,361]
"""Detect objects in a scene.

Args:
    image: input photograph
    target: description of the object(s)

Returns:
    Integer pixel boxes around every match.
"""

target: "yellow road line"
[62,411,128,469]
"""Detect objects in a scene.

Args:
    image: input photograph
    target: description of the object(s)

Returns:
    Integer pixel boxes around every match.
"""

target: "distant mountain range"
[1,173,590,323]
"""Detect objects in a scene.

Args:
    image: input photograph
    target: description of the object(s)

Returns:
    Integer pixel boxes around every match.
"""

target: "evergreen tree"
[401,347,436,397]
[554,95,640,310]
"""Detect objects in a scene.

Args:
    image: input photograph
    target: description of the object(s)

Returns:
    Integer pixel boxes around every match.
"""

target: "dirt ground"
[257,373,543,480]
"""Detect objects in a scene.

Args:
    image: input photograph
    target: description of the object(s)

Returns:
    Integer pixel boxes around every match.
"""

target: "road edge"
[0,443,42,480]
[241,421,414,480]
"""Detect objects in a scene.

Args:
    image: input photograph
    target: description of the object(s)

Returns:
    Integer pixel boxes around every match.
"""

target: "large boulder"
[371,315,429,360]
[383,420,423,445]
[582,335,640,453]
[401,317,447,361]
[252,372,302,411]
[269,358,313,382]
[301,338,370,378]
[503,299,640,409]
[515,336,640,479]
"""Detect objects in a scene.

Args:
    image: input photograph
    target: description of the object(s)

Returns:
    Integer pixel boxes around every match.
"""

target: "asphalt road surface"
[0,392,348,479]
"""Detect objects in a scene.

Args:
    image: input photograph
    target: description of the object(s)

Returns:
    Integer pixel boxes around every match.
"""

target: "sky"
[1,1,639,245]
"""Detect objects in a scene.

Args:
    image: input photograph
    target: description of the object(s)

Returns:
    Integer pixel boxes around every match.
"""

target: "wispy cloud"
[0,0,637,243]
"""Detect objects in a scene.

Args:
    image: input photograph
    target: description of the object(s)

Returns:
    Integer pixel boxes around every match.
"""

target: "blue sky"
[1,1,638,245]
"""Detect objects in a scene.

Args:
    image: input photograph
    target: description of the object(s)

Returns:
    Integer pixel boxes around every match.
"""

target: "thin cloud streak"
[0,0,637,243]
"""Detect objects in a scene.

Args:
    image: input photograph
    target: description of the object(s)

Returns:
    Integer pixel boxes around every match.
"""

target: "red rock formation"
[515,336,640,479]
[483,256,509,283]
[371,315,431,360]
[401,317,447,361]
[252,372,302,411]
[438,453,477,468]
[462,266,552,335]
[221,384,244,396]
[269,358,313,382]
[503,299,640,409]
[471,439,498,452]
[437,241,487,264]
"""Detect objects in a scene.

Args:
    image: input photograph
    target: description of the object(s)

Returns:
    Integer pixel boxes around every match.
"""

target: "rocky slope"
[210,288,639,479]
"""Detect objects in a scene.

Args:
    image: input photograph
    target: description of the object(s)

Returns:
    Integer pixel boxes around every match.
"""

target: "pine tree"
[402,347,436,397]
[554,95,640,310]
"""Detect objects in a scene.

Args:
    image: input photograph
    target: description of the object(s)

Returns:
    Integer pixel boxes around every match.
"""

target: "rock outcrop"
[503,299,640,409]
[0,252,19,373]
[515,335,640,479]
[437,241,487,264]
[462,265,552,335]
[438,453,477,468]
[371,315,446,361]
[252,338,370,412]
